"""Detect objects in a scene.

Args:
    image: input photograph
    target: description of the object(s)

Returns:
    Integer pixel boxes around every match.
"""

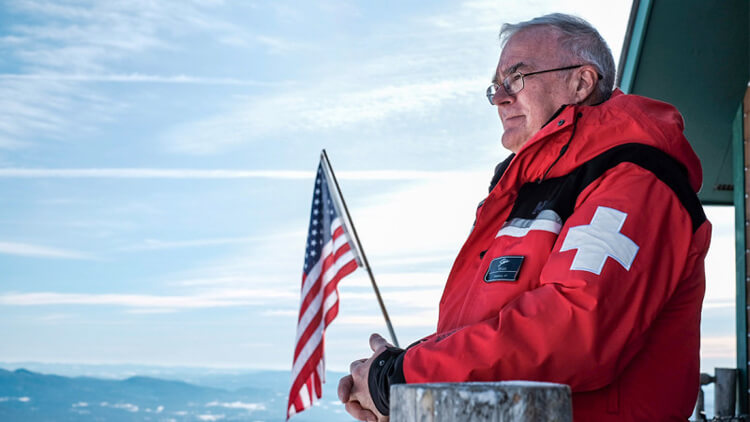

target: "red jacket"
[402,90,710,421]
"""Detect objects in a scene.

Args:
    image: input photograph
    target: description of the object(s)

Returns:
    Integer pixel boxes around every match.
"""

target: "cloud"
[197,415,225,422]
[0,241,92,259]
[163,77,485,155]
[206,401,266,412]
[0,167,484,181]
[36,313,75,322]
[703,206,736,302]
[703,299,734,310]
[700,335,735,358]
[260,309,298,317]
[0,168,313,179]
[0,73,277,86]
[123,232,302,251]
[0,0,280,148]
[6,0,250,72]
[0,397,31,403]
[337,310,438,328]
[169,276,271,287]
[342,272,448,289]
[0,78,102,149]
[340,289,442,310]
[0,289,296,309]
[100,402,138,412]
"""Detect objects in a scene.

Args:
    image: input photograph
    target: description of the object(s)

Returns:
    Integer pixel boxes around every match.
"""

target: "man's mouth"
[502,115,524,127]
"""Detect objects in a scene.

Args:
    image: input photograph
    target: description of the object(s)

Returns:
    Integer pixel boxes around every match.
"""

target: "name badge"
[484,256,524,282]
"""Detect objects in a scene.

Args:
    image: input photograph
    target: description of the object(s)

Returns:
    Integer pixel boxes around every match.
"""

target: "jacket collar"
[488,88,703,195]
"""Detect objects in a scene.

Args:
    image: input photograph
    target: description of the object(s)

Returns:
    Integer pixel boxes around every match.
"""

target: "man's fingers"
[349,358,367,374]
[345,400,378,422]
[369,333,390,352]
[337,374,354,403]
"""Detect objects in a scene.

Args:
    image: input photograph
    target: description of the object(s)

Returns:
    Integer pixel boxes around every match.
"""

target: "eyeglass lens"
[487,73,524,105]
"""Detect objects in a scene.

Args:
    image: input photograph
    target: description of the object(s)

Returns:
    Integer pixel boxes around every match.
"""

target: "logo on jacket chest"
[484,256,524,282]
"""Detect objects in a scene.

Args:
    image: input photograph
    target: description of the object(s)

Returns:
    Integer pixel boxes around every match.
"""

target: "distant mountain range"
[0,366,352,421]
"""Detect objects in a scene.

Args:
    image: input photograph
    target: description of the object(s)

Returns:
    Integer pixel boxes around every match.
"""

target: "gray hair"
[499,13,615,102]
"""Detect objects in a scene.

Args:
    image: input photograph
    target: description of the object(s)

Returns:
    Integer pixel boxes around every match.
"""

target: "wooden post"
[390,382,572,422]
[714,368,738,417]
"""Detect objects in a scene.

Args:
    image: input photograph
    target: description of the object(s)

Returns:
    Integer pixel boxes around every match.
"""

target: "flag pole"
[320,149,400,348]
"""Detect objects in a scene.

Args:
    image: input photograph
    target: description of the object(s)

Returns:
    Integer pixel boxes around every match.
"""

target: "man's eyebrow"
[503,62,526,75]
[493,62,526,84]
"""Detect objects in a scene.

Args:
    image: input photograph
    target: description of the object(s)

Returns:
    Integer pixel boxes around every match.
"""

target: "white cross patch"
[559,206,639,275]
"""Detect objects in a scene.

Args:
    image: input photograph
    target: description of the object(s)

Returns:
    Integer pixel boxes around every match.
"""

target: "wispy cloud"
[6,0,250,72]
[0,168,483,180]
[123,232,302,251]
[260,309,298,317]
[0,73,278,86]
[0,289,296,309]
[342,272,448,289]
[703,299,735,310]
[0,0,283,148]
[36,313,75,322]
[340,289,442,310]
[206,401,266,411]
[0,78,109,149]
[168,276,275,287]
[700,335,735,358]
[163,78,485,155]
[0,168,313,179]
[337,310,438,328]
[0,241,92,259]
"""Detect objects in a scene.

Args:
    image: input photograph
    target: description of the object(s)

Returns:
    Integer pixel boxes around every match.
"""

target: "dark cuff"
[367,346,406,416]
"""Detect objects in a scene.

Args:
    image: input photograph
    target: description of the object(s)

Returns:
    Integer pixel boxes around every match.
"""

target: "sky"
[0,0,736,376]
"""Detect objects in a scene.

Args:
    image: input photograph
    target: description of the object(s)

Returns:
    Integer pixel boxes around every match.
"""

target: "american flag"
[287,162,359,419]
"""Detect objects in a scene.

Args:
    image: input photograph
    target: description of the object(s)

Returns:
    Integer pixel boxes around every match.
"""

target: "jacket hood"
[506,89,703,193]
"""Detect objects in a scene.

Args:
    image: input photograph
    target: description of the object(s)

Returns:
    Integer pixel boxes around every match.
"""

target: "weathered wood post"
[714,368,738,417]
[391,381,572,422]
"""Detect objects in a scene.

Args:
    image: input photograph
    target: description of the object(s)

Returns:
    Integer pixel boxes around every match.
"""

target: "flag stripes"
[287,163,359,419]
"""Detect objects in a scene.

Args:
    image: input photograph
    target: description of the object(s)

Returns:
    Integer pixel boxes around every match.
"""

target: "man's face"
[493,27,577,153]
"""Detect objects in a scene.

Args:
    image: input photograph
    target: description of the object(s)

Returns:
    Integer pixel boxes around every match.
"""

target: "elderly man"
[339,13,710,421]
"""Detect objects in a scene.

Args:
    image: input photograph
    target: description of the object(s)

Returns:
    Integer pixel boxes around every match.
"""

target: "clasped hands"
[337,333,391,422]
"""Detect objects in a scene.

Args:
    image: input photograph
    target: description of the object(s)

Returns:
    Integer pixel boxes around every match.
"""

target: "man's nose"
[492,86,514,106]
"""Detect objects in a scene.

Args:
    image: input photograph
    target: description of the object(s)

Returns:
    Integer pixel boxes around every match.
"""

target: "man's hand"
[338,333,391,422]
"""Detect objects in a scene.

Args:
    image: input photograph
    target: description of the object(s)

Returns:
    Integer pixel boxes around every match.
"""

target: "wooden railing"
[391,381,571,421]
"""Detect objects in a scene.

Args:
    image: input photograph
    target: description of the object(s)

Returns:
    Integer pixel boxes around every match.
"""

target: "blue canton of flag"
[303,164,339,274]
[287,162,359,419]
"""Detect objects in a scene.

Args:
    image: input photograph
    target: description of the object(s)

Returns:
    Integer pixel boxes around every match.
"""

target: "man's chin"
[501,133,527,153]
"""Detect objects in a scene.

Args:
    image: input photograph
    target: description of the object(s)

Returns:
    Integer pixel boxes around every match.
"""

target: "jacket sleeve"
[399,163,710,391]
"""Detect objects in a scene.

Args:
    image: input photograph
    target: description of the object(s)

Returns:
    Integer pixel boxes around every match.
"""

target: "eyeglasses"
[486,64,589,105]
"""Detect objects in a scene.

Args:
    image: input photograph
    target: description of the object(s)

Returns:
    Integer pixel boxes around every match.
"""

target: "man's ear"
[572,65,599,104]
